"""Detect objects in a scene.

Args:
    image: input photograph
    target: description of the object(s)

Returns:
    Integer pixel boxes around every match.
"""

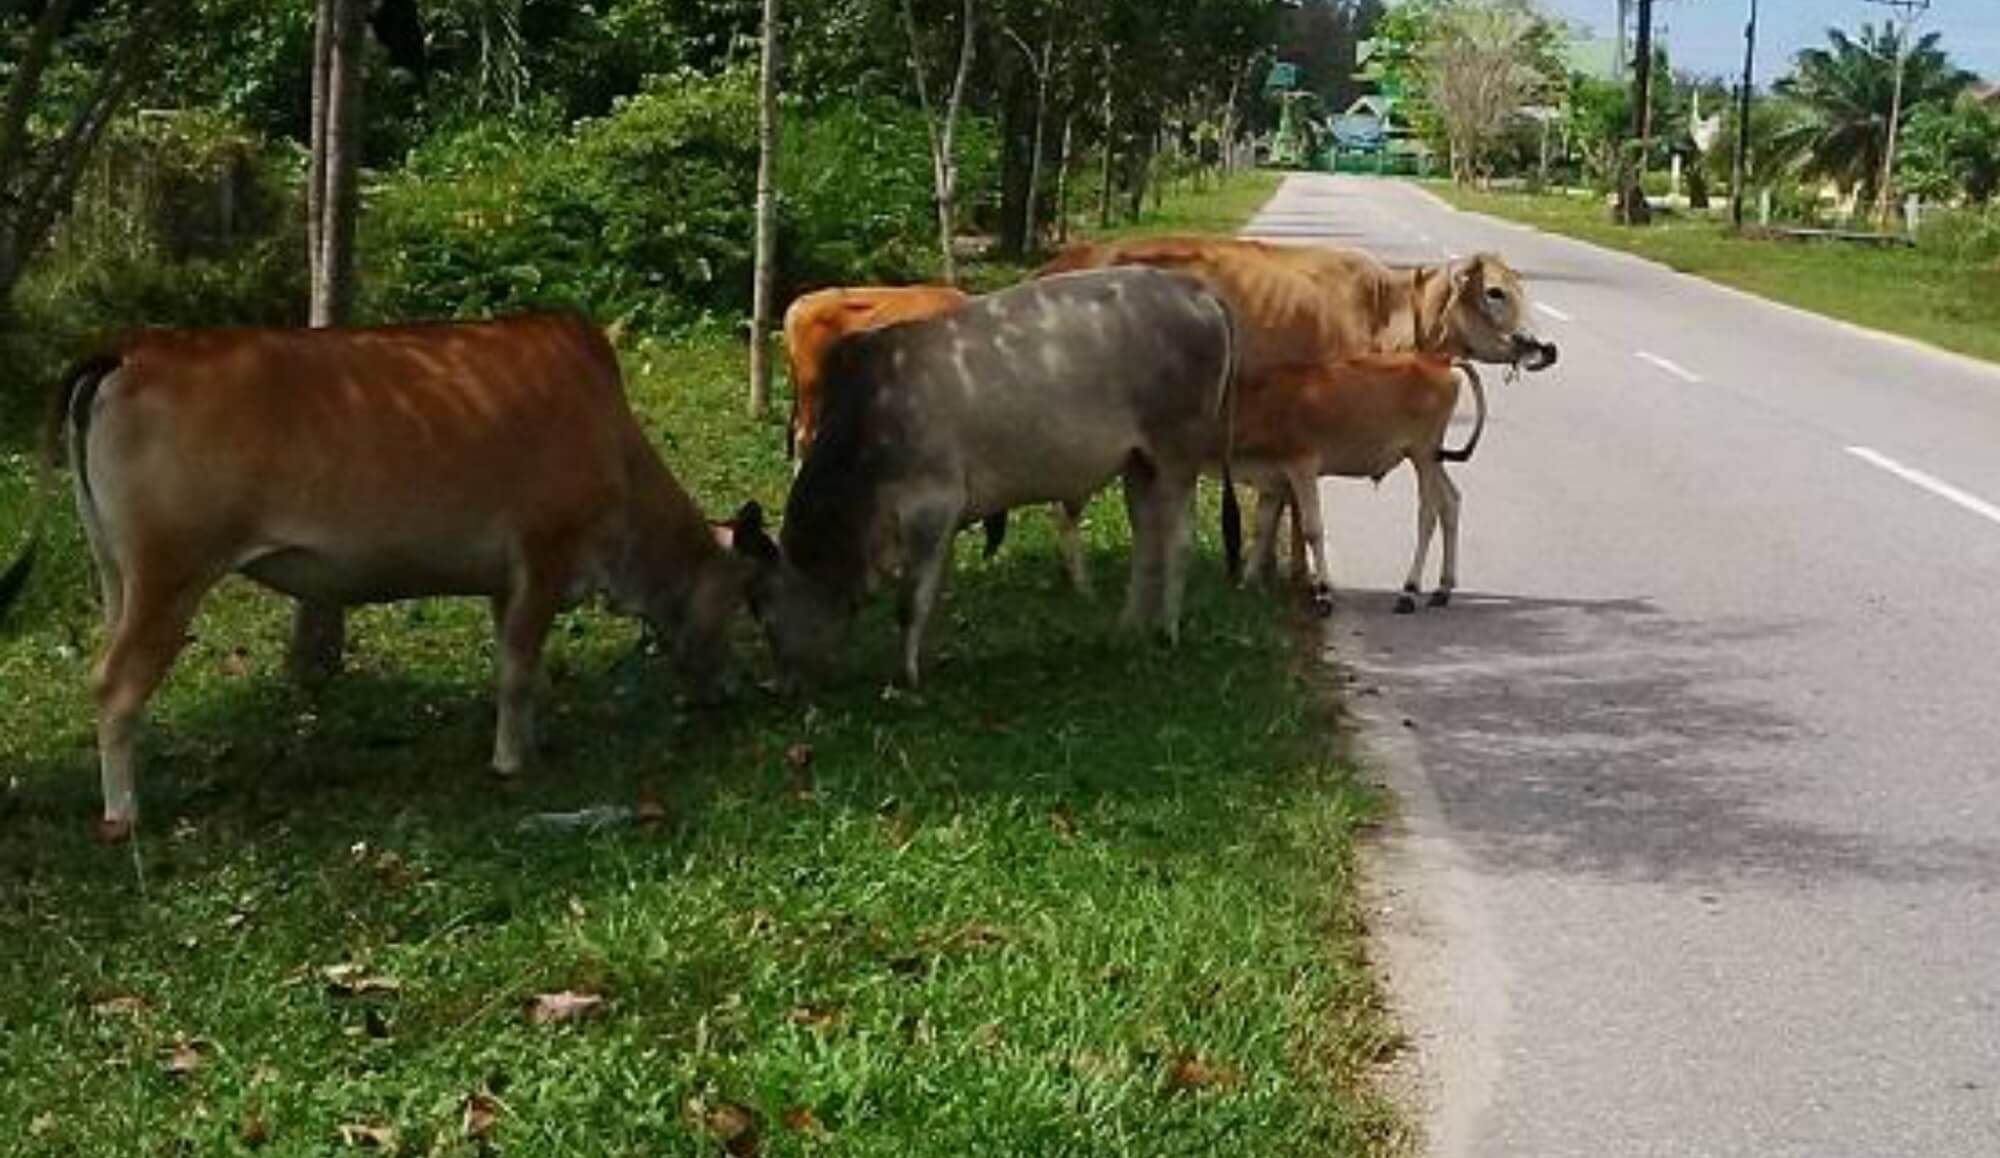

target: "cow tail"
[1215,299,1242,583]
[1,354,119,623]
[1437,361,1486,464]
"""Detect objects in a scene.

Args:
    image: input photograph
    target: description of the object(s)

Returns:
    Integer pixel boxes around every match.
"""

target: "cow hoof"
[1393,594,1418,615]
[1428,589,1452,609]
[1311,592,1335,618]
[96,817,134,845]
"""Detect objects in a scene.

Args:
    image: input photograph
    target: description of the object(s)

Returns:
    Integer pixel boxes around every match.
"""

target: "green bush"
[1919,204,2000,265]
[2,111,306,420]
[368,69,759,331]
[368,77,1004,328]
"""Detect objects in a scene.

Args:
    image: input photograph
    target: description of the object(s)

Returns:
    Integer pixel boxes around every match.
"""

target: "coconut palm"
[1774,23,1973,209]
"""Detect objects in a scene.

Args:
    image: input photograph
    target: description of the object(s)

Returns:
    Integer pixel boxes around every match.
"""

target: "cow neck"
[1410,264,1458,355]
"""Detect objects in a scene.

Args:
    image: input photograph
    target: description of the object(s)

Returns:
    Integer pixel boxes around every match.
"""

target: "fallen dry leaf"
[524,989,605,1026]
[786,1005,848,1033]
[239,1110,271,1147]
[461,1090,501,1140]
[322,964,401,997]
[1164,1052,1242,1093]
[163,1038,211,1077]
[336,1122,399,1151]
[90,994,147,1019]
[29,1113,57,1138]
[220,647,252,679]
[781,1105,828,1138]
[783,742,813,771]
[698,1099,761,1157]
[1048,808,1079,841]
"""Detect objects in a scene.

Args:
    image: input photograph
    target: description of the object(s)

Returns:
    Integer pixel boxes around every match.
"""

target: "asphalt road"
[1241,175,2000,1157]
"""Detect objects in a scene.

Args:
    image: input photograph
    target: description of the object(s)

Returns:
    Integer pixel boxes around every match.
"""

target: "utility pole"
[1864,0,1930,228]
[1730,0,1758,229]
[1617,0,1655,224]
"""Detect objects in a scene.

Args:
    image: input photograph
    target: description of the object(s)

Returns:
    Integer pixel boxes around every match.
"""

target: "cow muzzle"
[1511,334,1558,372]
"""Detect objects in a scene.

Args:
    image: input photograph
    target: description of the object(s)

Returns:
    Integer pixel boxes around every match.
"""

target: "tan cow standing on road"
[1236,355,1487,612]
[3,313,750,840]
[1039,236,1556,606]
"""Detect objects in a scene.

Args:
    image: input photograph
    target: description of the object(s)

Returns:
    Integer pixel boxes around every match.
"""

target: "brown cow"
[783,285,969,461]
[1038,236,1555,585]
[783,284,1094,593]
[1235,355,1487,613]
[1,313,750,840]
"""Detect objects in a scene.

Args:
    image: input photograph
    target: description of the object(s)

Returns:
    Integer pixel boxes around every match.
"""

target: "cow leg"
[896,502,958,689]
[74,490,124,632]
[490,564,567,776]
[1153,472,1198,643]
[1053,500,1092,596]
[93,573,208,841]
[1287,466,1335,617]
[288,600,347,686]
[1286,493,1308,584]
[1431,467,1462,608]
[1399,459,1443,614]
[1244,485,1285,587]
[1118,462,1163,633]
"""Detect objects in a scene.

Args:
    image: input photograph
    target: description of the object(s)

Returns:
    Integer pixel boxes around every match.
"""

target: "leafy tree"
[1774,23,1973,210]
[1899,93,2000,204]
[1420,0,1562,184]
[0,0,181,316]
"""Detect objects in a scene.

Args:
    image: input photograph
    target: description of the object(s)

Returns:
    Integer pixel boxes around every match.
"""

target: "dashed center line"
[1533,302,1573,322]
[1846,447,2000,527]
[1635,351,1702,382]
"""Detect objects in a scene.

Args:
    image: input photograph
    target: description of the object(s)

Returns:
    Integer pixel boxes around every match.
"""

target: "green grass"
[1430,183,2000,366]
[0,172,1405,1156]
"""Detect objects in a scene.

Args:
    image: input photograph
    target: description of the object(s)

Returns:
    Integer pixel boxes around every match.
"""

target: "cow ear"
[1452,256,1483,295]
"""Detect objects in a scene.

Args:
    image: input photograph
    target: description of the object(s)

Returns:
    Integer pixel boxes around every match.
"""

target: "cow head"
[724,500,850,684]
[1436,253,1558,372]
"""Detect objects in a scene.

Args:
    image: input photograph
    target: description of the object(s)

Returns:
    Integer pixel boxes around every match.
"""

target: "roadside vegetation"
[0,3,1398,1139]
[1431,184,2000,366]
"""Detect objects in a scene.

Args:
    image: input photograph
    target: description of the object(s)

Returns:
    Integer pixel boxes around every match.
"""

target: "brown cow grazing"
[783,284,1095,594]
[2,313,749,841]
[1235,355,1487,614]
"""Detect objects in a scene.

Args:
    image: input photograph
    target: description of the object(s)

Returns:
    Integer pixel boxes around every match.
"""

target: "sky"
[1537,0,2000,83]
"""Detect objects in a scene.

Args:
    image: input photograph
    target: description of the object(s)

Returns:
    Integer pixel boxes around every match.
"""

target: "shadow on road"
[1329,589,2000,887]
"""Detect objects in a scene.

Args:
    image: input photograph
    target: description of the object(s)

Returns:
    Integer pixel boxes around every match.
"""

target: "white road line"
[1635,350,1702,383]
[1846,446,2000,527]
[1533,302,1573,323]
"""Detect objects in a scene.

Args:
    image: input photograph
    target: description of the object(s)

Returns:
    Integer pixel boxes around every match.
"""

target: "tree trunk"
[749,0,781,418]
[1617,0,1655,226]
[299,0,367,682]
[1054,113,1074,243]
[1097,53,1114,229]
[903,0,975,284]
[1022,37,1051,254]
[307,0,332,293]
[310,0,363,327]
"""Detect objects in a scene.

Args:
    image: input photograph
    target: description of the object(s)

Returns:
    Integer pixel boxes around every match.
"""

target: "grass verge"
[1431,183,2000,366]
[0,170,1404,1156]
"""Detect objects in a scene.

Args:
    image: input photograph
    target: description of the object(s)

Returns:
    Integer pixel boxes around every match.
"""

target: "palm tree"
[1774,23,1973,212]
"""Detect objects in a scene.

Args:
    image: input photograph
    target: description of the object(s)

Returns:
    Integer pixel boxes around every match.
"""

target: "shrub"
[369,76,1002,328]
[367,69,759,331]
